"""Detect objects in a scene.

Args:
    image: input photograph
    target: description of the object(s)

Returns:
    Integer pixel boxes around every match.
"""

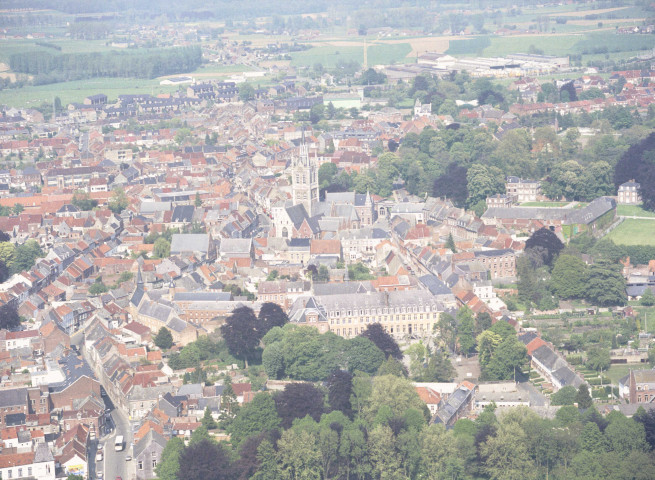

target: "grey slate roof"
[418,275,453,296]
[171,205,195,223]
[482,196,616,225]
[134,429,167,459]
[170,234,210,254]
[0,388,27,408]
[173,292,232,302]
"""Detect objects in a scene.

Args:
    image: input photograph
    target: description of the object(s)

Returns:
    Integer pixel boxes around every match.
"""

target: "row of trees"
[156,374,655,480]
[262,324,386,381]
[9,46,202,83]
[517,228,628,311]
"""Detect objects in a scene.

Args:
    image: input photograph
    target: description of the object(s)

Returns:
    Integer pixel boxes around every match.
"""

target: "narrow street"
[101,407,134,480]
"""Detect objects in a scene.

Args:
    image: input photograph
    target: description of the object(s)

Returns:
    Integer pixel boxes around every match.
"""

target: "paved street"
[99,405,134,480]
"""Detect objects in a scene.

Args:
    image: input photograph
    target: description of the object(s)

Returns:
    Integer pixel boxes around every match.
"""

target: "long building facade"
[289,290,445,338]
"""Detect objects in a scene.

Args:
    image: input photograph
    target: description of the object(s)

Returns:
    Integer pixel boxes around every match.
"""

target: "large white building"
[617,180,641,205]
[289,290,445,338]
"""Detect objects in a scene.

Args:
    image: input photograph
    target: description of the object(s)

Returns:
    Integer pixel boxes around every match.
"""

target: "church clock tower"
[291,131,319,216]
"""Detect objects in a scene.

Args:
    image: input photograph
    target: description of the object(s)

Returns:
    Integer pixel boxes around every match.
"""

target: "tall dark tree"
[326,369,354,419]
[0,231,10,242]
[634,406,655,450]
[220,306,261,368]
[233,433,267,480]
[584,261,627,306]
[475,312,493,336]
[359,323,402,360]
[614,132,655,211]
[0,303,20,330]
[154,327,173,349]
[433,163,468,207]
[177,439,233,480]
[0,260,9,283]
[258,302,288,334]
[274,382,324,429]
[576,384,593,409]
[525,227,564,266]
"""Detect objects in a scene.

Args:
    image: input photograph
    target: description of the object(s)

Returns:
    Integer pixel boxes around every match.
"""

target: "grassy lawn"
[520,201,570,207]
[616,204,655,218]
[605,219,655,246]
[0,77,180,109]
[606,364,649,385]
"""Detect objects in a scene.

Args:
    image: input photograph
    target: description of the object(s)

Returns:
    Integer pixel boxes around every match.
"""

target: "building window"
[139,461,144,470]
[153,459,157,468]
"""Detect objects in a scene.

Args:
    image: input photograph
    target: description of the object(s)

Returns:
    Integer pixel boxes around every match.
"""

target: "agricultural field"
[290,42,412,68]
[446,29,655,58]
[605,219,655,246]
[616,204,655,218]
[0,77,180,109]
[0,38,133,63]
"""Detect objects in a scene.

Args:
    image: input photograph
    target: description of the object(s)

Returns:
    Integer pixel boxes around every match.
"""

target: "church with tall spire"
[291,130,319,216]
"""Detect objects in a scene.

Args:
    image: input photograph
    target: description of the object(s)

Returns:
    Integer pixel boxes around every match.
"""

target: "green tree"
[201,406,217,430]
[604,411,649,454]
[88,281,109,296]
[466,163,505,208]
[419,423,461,480]
[253,439,281,480]
[586,347,610,372]
[189,425,211,446]
[456,307,476,355]
[194,191,202,207]
[343,336,385,374]
[640,289,655,306]
[368,425,404,480]
[584,261,627,306]
[482,336,526,381]
[481,422,537,480]
[365,374,425,421]
[153,238,171,258]
[549,254,587,299]
[221,306,261,368]
[0,242,14,269]
[477,330,502,367]
[550,385,577,406]
[277,429,322,480]
[228,393,281,447]
[108,186,129,214]
[445,233,456,253]
[318,162,338,190]
[154,327,173,349]
[239,83,255,102]
[575,384,593,409]
[155,436,184,480]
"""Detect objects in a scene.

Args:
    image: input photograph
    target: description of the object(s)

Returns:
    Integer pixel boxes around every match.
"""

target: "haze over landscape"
[1,1,655,479]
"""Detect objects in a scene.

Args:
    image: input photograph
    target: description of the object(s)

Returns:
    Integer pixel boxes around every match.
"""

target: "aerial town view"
[2,0,655,479]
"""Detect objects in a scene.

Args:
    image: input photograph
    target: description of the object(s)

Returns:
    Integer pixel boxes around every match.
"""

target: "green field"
[290,43,412,68]
[617,204,655,218]
[446,30,655,58]
[0,77,180,109]
[606,364,649,385]
[520,201,570,207]
[0,39,132,63]
[605,219,655,246]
